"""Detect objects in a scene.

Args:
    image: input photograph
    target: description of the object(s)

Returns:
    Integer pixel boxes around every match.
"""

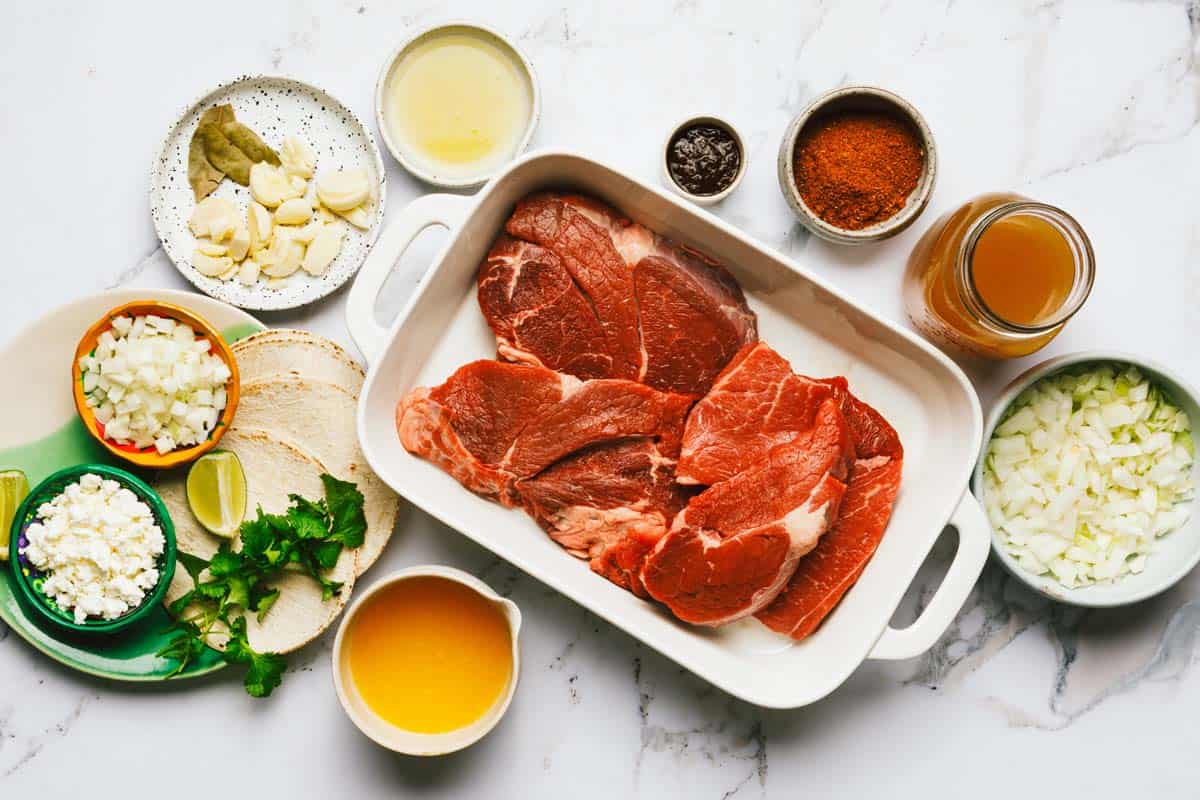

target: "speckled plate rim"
[971,350,1200,608]
[149,74,387,311]
[0,288,264,682]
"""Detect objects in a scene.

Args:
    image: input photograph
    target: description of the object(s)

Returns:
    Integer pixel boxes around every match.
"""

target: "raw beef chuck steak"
[396,361,574,503]
[399,362,696,594]
[677,343,833,485]
[503,379,693,478]
[516,438,692,597]
[640,398,854,626]
[477,235,613,379]
[482,191,757,396]
[756,382,904,640]
[634,252,757,396]
[504,193,643,380]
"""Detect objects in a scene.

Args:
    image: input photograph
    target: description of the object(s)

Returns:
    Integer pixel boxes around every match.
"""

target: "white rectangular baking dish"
[346,151,989,709]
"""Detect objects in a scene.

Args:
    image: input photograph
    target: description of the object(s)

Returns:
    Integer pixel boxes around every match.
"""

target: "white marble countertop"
[2,0,1199,796]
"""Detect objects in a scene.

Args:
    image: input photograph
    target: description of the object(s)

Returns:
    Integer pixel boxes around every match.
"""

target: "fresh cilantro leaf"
[253,588,280,623]
[207,545,243,578]
[311,540,343,570]
[176,552,209,585]
[286,506,328,540]
[243,650,286,697]
[321,474,366,548]
[238,510,275,556]
[318,574,343,602]
[288,494,328,520]
[161,476,368,698]
[221,616,285,697]
[195,581,230,601]
[224,575,251,611]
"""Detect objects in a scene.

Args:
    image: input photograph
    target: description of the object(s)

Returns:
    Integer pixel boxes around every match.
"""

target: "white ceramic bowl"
[972,351,1200,607]
[374,22,540,189]
[661,115,747,206]
[332,565,522,755]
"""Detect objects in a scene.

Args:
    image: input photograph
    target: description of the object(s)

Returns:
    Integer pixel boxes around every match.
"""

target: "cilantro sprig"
[157,474,366,697]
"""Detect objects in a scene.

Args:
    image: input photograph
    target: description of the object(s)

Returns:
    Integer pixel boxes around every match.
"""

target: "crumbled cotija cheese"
[21,473,164,623]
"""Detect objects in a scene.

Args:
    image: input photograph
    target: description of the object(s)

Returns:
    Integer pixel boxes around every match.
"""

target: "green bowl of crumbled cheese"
[972,352,1199,607]
[7,464,177,634]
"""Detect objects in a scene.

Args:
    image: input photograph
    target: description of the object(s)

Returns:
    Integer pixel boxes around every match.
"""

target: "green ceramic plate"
[0,288,263,681]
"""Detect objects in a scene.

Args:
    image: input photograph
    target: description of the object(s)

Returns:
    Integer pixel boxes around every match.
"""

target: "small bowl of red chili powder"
[778,86,936,244]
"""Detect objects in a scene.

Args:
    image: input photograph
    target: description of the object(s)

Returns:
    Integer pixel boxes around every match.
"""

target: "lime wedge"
[186,451,247,538]
[0,469,30,561]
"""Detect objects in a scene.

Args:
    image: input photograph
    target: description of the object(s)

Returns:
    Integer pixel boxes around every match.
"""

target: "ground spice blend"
[792,111,924,230]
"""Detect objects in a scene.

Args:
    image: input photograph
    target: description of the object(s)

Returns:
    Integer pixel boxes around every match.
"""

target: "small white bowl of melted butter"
[376,22,540,189]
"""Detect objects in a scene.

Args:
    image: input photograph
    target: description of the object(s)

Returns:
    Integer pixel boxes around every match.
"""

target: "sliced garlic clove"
[274,197,313,226]
[189,196,238,237]
[228,225,251,262]
[302,224,345,276]
[334,202,372,230]
[218,259,241,281]
[289,218,324,245]
[280,137,316,179]
[263,240,305,277]
[192,249,233,277]
[288,175,308,199]
[316,169,370,211]
[236,259,261,285]
[314,204,340,225]
[196,242,228,257]
[256,228,290,266]
[249,162,293,208]
[247,201,273,251]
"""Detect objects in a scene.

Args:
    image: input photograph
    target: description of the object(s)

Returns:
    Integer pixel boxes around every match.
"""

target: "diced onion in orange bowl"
[71,301,240,469]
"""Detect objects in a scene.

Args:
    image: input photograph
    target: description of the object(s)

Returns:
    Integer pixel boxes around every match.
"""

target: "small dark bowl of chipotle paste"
[663,115,747,206]
[778,86,937,245]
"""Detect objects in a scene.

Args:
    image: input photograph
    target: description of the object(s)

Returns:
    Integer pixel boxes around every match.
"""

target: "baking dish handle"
[867,491,991,661]
[345,193,469,365]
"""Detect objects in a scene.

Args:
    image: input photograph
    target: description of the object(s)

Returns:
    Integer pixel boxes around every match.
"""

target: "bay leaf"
[188,135,223,200]
[199,123,254,185]
[220,121,280,166]
[187,105,237,200]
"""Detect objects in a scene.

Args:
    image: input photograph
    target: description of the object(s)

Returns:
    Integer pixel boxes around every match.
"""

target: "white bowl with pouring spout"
[332,565,522,755]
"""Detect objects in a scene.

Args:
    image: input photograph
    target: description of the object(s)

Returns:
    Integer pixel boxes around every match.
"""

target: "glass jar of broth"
[902,193,1095,359]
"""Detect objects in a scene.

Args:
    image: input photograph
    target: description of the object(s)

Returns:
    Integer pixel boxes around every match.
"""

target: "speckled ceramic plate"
[150,75,387,311]
[0,288,263,682]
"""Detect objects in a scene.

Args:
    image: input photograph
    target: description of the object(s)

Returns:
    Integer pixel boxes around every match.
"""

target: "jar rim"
[956,201,1095,334]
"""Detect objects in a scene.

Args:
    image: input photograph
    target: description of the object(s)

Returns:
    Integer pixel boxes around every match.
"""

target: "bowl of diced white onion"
[72,301,240,469]
[972,352,1199,607]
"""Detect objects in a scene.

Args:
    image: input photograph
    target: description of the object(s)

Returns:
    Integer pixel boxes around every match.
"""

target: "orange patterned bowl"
[71,300,240,469]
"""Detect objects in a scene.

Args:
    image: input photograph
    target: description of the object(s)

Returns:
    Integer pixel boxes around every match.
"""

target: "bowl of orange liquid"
[332,565,521,755]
